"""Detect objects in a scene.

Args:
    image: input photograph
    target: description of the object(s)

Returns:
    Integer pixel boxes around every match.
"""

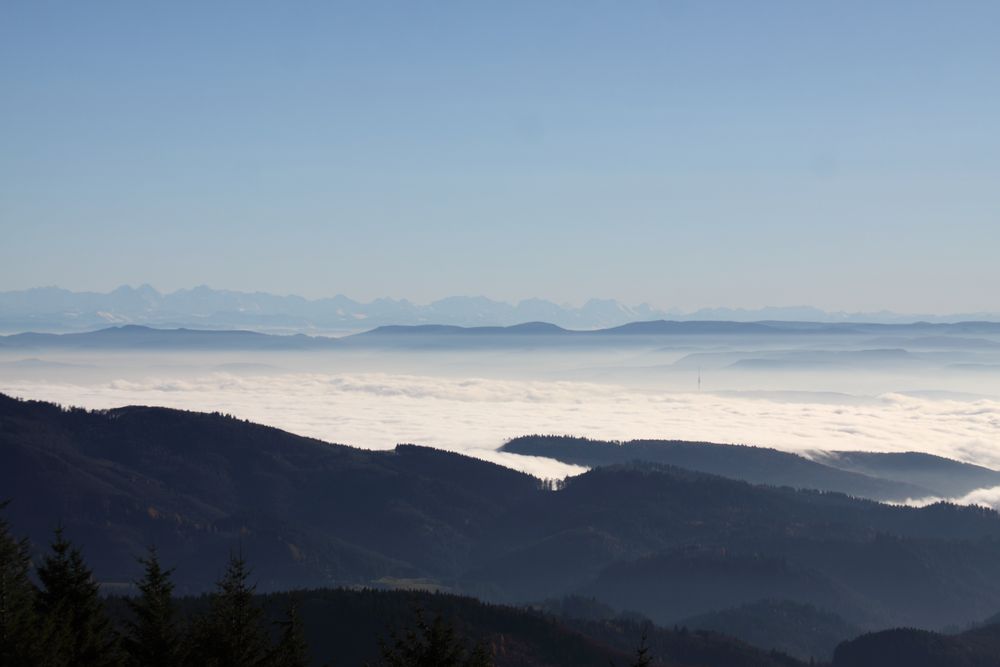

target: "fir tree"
[36,527,122,667]
[630,626,653,667]
[189,551,271,667]
[124,547,182,667]
[378,607,493,667]
[0,501,41,665]
[270,597,310,667]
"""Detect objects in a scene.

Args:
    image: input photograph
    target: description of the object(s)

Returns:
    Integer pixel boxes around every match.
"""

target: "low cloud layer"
[5,371,1000,490]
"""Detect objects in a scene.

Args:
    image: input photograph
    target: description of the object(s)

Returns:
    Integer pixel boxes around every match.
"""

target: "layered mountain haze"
[7,2,1000,663]
[4,285,1000,334]
[6,393,1000,642]
[3,312,1000,666]
[3,317,1000,505]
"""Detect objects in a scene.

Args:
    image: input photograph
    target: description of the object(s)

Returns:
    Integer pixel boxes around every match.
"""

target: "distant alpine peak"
[1,285,998,334]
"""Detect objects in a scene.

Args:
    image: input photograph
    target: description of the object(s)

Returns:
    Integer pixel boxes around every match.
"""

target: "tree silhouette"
[270,597,310,667]
[630,626,653,667]
[36,527,122,666]
[189,551,271,667]
[378,607,493,667]
[0,501,40,665]
[123,547,182,667]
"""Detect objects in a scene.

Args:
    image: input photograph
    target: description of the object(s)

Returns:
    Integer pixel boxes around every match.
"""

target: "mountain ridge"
[6,320,1000,352]
[7,393,1000,636]
[4,284,1000,334]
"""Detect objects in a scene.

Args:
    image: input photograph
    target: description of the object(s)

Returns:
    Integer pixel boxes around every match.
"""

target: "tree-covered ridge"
[6,393,1000,647]
[501,435,1000,501]
[1,512,811,667]
[675,599,862,661]
[832,624,1000,667]
[0,515,310,667]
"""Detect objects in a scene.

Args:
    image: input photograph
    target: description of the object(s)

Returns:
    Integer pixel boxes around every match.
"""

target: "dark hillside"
[0,393,539,590]
[501,435,969,501]
[6,393,1000,633]
[832,623,1000,667]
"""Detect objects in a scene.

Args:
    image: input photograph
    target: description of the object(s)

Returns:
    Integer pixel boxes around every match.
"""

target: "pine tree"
[124,547,182,667]
[630,626,653,667]
[188,551,271,667]
[36,527,123,667]
[270,597,310,667]
[0,501,41,665]
[378,607,494,667]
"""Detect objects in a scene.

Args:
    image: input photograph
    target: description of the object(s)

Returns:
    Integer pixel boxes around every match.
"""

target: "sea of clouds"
[4,371,1000,504]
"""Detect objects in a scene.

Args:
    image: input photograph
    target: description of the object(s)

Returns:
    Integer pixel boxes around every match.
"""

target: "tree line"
[1,503,654,667]
[0,501,310,666]
[0,504,497,667]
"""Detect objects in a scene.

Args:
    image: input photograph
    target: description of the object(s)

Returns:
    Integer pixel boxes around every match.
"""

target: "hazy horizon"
[4,2,1000,314]
[4,282,1000,323]
[6,4,1000,662]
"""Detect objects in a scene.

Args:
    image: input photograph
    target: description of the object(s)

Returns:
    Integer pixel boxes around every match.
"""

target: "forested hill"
[832,623,1000,667]
[6,392,1000,651]
[0,392,539,591]
[0,324,339,350]
[501,435,1000,501]
[144,587,807,667]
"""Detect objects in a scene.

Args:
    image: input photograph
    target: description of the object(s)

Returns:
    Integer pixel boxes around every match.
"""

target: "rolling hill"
[5,393,1000,638]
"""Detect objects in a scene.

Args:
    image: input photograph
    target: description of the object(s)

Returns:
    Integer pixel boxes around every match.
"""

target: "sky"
[2,1,999,312]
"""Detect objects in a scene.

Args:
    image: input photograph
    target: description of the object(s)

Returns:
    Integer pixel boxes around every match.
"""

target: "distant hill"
[5,320,1000,354]
[357,320,1000,338]
[465,463,1000,628]
[728,348,924,370]
[832,623,1000,667]
[813,450,1000,500]
[500,435,941,501]
[0,392,540,591]
[3,284,1000,334]
[101,587,808,667]
[0,325,339,350]
[0,286,668,333]
[359,322,567,336]
[676,599,861,661]
[6,393,1000,636]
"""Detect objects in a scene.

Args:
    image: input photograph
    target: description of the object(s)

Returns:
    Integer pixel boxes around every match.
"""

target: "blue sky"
[2,1,998,312]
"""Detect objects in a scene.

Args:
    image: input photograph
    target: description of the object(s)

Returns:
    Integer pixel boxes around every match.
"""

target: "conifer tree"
[378,607,493,667]
[37,527,122,667]
[270,597,310,667]
[630,626,653,667]
[0,501,40,665]
[124,547,182,667]
[189,551,271,667]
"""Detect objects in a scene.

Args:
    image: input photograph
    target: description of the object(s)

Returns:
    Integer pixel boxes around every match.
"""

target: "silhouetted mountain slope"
[832,624,1000,667]
[467,464,1000,627]
[359,322,568,336]
[582,551,861,628]
[0,393,539,590]
[814,450,1000,499]
[677,599,861,662]
[0,325,339,350]
[105,587,809,667]
[5,393,1000,633]
[597,321,783,335]
[559,616,806,667]
[352,319,1000,341]
[501,436,932,502]
[263,588,804,667]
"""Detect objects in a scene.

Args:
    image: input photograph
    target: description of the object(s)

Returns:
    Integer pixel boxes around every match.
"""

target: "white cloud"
[901,485,1000,511]
[5,372,1000,484]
